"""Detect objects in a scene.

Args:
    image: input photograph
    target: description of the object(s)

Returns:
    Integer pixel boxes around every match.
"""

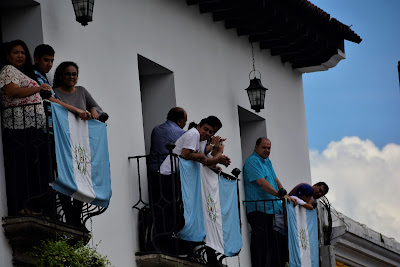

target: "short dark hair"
[34,44,55,59]
[199,117,217,128]
[188,122,197,130]
[167,107,186,123]
[53,61,79,88]
[315,182,329,194]
[207,115,222,130]
[255,137,270,146]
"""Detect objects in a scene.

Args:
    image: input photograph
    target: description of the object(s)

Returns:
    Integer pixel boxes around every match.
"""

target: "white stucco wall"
[0,0,311,266]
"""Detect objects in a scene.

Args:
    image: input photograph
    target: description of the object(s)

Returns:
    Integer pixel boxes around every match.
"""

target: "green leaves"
[30,236,112,267]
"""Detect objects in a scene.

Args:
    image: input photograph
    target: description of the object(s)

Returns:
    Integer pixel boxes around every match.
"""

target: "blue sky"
[304,0,400,242]
[304,0,400,151]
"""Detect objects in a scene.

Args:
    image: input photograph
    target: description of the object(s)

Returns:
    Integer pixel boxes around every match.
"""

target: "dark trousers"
[3,129,52,215]
[148,171,185,254]
[247,211,287,267]
[247,212,274,267]
[59,193,84,228]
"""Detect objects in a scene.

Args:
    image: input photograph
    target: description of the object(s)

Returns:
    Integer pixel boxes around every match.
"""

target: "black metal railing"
[1,102,106,231]
[243,198,289,266]
[130,152,241,265]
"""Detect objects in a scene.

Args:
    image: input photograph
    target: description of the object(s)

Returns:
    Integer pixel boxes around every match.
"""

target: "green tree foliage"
[30,236,112,267]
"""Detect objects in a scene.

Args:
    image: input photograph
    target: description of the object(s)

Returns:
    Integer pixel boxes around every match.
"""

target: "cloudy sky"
[304,1,400,241]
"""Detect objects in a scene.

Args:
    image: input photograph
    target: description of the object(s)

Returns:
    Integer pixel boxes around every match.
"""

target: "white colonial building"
[1,1,398,267]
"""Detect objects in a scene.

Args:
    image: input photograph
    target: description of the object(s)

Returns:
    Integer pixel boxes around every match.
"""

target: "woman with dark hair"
[0,40,51,129]
[52,61,107,229]
[0,40,52,215]
[53,61,107,122]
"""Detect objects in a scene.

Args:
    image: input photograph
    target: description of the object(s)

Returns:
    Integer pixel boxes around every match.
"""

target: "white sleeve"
[291,196,306,206]
[181,130,199,152]
[0,65,21,88]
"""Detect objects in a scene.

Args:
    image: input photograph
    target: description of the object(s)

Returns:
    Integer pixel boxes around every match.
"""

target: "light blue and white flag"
[201,166,242,256]
[177,158,206,241]
[287,203,319,267]
[178,158,242,256]
[51,103,112,208]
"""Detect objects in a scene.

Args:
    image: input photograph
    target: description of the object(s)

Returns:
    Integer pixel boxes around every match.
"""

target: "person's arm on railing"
[48,97,91,120]
[276,177,297,204]
[302,203,314,210]
[291,196,312,210]
[256,178,280,197]
[257,177,296,204]
[181,148,208,164]
[3,82,51,98]
[181,148,231,167]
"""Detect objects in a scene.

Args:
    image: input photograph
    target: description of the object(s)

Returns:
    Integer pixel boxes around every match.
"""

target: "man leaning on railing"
[158,117,231,259]
[160,117,230,175]
[243,137,295,267]
[289,181,329,209]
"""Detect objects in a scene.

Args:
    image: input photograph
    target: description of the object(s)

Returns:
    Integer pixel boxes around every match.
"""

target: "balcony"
[1,102,106,266]
[130,152,291,266]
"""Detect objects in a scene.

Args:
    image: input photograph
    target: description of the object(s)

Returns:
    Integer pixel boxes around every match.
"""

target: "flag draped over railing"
[178,158,242,257]
[51,103,112,208]
[287,202,319,267]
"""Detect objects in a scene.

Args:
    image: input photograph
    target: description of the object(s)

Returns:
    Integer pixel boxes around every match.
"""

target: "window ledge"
[2,216,90,266]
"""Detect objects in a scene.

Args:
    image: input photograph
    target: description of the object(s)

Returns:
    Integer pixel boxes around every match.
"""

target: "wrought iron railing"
[130,152,241,265]
[1,101,106,231]
[243,198,289,266]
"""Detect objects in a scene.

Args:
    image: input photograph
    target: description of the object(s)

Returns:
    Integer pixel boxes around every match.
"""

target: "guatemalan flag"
[287,202,319,267]
[51,103,112,208]
[178,158,242,257]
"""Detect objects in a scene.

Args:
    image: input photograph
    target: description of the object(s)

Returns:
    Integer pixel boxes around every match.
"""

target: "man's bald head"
[167,107,187,129]
[256,137,270,146]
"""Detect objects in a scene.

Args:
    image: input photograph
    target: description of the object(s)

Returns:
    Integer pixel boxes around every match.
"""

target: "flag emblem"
[206,193,217,222]
[287,203,319,267]
[74,144,89,175]
[299,228,309,250]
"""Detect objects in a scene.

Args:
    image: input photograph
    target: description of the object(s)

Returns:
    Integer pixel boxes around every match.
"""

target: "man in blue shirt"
[243,137,294,267]
[147,107,187,253]
[148,107,187,171]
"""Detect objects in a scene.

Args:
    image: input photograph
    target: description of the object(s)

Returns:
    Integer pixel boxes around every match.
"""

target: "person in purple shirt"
[289,182,329,209]
[148,107,187,171]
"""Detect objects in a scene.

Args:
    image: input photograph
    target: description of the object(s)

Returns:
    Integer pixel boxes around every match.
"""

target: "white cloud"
[310,136,400,242]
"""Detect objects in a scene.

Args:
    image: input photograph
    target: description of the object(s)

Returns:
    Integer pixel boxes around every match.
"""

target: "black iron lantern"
[72,0,95,26]
[245,43,268,113]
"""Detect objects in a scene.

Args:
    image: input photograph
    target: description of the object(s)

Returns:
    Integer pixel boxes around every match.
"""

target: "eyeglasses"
[64,72,78,77]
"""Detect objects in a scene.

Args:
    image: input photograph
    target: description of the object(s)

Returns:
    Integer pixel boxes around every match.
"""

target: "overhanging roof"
[186,0,362,72]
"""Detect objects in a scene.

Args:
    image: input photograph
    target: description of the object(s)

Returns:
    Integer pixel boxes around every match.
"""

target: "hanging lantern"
[245,43,268,112]
[71,0,95,26]
[245,70,268,112]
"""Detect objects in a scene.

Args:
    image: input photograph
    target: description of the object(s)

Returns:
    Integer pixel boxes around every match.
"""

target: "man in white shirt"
[156,117,230,258]
[160,117,230,174]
